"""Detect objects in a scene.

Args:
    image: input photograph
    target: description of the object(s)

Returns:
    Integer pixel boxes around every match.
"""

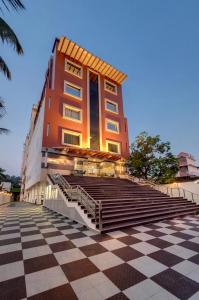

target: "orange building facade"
[21,37,129,202]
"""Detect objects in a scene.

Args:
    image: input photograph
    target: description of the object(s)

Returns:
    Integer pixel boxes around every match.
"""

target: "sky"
[0,0,199,176]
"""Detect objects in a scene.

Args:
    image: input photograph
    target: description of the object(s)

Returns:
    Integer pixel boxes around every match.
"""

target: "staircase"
[47,175,199,233]
[62,175,199,233]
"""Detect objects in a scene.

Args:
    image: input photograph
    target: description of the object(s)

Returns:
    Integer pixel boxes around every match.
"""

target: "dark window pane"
[108,143,119,153]
[89,72,100,150]
[65,83,81,98]
[64,133,80,146]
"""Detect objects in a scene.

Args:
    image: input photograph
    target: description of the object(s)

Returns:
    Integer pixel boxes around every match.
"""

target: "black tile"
[104,263,146,290]
[179,241,199,253]
[0,276,26,299]
[61,258,99,281]
[106,292,129,300]
[80,243,107,257]
[28,283,77,300]
[113,246,143,262]
[149,250,183,267]
[22,239,46,249]
[152,269,199,300]
[147,238,172,249]
[0,250,23,266]
[118,236,141,245]
[50,241,75,252]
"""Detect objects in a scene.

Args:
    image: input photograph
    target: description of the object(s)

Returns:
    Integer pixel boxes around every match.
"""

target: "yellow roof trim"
[56,36,127,84]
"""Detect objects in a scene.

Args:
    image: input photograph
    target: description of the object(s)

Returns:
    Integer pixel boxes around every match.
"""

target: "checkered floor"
[0,203,198,300]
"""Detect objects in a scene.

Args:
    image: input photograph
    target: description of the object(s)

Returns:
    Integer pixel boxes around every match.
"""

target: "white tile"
[128,256,167,277]
[154,222,170,227]
[45,235,68,245]
[20,226,38,232]
[165,245,197,259]
[124,279,163,300]
[0,232,20,240]
[72,237,96,247]
[73,287,102,300]
[36,222,51,226]
[181,229,198,236]
[133,232,154,241]
[188,291,199,300]
[0,261,24,282]
[100,239,125,251]
[40,227,58,233]
[61,228,79,235]
[89,252,123,271]
[23,245,52,260]
[157,228,176,235]
[0,243,22,254]
[108,230,127,238]
[186,269,199,283]
[150,290,179,300]
[133,226,151,232]
[83,230,98,237]
[72,272,119,300]
[1,226,19,231]
[131,242,159,255]
[25,266,68,297]
[160,235,184,244]
[54,248,86,265]
[172,260,198,276]
[190,237,199,244]
[21,234,43,242]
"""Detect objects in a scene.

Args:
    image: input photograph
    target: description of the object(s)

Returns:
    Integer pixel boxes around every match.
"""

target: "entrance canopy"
[52,146,122,161]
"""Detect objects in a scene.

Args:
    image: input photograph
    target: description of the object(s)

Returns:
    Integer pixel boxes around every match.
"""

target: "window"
[106,119,119,133]
[46,123,50,136]
[62,130,82,147]
[63,104,82,122]
[64,81,82,100]
[106,140,120,154]
[104,80,117,94]
[48,97,51,109]
[65,59,82,78]
[105,99,118,113]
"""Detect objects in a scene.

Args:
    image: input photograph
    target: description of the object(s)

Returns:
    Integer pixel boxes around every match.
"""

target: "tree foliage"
[0,0,24,79]
[128,132,179,183]
[0,98,9,134]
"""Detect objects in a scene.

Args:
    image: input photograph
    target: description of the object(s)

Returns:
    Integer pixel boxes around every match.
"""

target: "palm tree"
[0,98,9,134]
[0,0,25,79]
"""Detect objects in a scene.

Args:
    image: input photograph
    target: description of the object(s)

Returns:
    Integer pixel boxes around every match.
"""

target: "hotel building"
[20,36,129,203]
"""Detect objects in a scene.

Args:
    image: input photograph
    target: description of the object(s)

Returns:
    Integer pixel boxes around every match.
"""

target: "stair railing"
[48,174,102,231]
[125,174,199,205]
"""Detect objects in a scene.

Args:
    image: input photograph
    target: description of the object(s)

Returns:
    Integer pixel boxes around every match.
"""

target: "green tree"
[0,0,24,79]
[128,132,179,183]
[0,98,9,134]
[0,167,6,181]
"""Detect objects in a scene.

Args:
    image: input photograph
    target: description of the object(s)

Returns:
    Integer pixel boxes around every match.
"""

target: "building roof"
[177,152,196,161]
[54,36,127,84]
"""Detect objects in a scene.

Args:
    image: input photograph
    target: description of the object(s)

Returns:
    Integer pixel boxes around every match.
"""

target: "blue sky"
[0,0,199,175]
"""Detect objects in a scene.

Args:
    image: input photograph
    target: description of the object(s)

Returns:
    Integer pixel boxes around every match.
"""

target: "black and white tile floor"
[0,202,198,300]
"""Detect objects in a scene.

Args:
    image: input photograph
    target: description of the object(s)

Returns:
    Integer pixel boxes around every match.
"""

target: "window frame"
[104,79,118,95]
[65,59,83,79]
[63,103,82,123]
[106,118,119,134]
[64,81,82,100]
[105,99,118,114]
[62,129,82,148]
[106,140,121,154]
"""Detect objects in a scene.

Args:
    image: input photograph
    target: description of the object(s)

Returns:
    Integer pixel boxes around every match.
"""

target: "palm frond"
[0,17,23,54]
[0,127,9,134]
[1,0,25,11]
[0,98,6,118]
[0,56,11,79]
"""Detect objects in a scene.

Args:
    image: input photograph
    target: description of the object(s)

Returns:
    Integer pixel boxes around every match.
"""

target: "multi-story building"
[177,152,199,179]
[20,36,129,203]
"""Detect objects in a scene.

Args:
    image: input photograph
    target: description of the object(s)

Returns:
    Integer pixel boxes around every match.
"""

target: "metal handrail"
[126,174,199,204]
[49,174,102,231]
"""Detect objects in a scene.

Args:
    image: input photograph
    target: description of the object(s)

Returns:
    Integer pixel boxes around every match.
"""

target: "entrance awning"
[52,146,122,161]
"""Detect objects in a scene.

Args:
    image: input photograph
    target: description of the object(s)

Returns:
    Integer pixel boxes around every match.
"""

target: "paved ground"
[0,202,198,300]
